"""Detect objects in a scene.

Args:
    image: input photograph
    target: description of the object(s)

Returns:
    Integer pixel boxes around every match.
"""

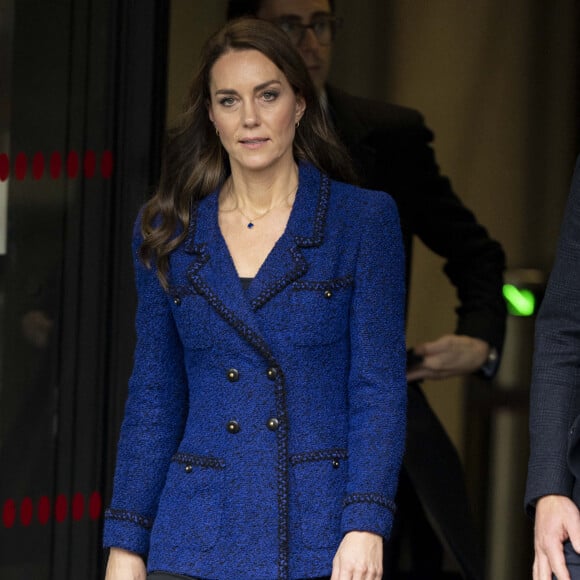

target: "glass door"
[0,1,168,578]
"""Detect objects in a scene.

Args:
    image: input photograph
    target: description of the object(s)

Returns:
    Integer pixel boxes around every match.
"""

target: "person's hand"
[533,495,580,580]
[104,547,146,580]
[330,530,382,580]
[406,334,489,382]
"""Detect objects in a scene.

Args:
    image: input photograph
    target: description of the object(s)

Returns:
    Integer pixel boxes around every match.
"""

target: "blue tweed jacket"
[103,162,407,580]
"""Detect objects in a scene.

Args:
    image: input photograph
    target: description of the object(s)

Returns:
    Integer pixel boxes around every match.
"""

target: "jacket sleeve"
[341,191,407,539]
[367,111,507,357]
[525,155,580,515]
[103,224,188,555]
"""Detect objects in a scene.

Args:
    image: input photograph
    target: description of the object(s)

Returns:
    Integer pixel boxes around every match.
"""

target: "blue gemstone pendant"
[247,222,254,229]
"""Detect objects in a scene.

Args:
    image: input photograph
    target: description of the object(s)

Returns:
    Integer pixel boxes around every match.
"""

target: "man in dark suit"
[525,155,580,580]
[227,2,507,578]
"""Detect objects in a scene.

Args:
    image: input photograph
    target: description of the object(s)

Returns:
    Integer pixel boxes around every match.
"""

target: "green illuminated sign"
[503,284,536,317]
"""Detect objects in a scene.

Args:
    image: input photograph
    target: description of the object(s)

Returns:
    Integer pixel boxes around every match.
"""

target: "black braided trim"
[166,284,199,302]
[104,508,153,529]
[292,274,354,292]
[186,255,275,364]
[289,448,348,465]
[294,172,331,248]
[343,493,396,514]
[250,246,308,311]
[273,369,290,580]
[171,452,225,469]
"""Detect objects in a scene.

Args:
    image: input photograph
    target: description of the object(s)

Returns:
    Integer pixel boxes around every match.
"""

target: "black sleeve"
[524,154,580,514]
[365,110,507,354]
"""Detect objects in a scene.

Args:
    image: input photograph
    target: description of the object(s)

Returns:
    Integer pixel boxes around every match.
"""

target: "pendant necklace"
[231,182,298,229]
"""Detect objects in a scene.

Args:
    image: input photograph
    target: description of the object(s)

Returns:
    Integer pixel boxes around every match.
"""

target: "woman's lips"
[239,137,269,149]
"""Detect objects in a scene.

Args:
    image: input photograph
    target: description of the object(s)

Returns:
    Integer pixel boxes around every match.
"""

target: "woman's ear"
[295,95,306,125]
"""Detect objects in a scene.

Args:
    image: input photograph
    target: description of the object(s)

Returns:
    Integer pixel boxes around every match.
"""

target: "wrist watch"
[479,346,499,379]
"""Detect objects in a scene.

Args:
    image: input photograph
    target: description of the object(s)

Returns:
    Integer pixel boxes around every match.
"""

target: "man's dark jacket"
[525,154,580,516]
[327,85,507,580]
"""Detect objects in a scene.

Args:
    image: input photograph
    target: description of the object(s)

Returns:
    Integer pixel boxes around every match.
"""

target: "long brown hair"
[141,17,355,288]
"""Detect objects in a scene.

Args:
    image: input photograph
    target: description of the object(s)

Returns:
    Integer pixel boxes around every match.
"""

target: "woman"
[103,17,406,580]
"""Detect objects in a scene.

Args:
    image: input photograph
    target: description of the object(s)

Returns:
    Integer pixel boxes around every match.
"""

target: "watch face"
[481,347,499,378]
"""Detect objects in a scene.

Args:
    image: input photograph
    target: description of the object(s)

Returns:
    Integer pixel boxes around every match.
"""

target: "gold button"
[324,289,333,299]
[267,418,280,431]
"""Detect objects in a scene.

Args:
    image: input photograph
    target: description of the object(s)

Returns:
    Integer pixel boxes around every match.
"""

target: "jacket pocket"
[291,448,348,549]
[290,276,353,346]
[169,291,214,350]
[153,452,226,552]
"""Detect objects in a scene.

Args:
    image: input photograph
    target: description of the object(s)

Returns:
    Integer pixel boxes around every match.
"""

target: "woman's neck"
[222,162,299,213]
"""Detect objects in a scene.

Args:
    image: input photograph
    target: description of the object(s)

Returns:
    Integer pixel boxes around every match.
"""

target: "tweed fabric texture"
[103,162,407,580]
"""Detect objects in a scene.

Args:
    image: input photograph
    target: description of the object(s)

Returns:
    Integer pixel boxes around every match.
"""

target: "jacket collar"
[181,162,330,351]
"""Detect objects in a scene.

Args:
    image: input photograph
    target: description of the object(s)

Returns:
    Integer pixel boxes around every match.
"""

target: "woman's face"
[208,49,305,174]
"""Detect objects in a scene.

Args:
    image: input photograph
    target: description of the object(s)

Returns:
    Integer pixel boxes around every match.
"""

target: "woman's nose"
[242,101,259,127]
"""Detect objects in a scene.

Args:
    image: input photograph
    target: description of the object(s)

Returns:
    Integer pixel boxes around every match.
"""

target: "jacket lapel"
[247,162,330,311]
[184,190,257,323]
[183,163,330,354]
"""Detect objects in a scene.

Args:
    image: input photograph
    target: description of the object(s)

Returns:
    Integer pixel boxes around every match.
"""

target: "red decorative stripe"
[38,496,51,525]
[66,151,79,179]
[55,494,68,523]
[0,150,113,181]
[72,492,85,521]
[0,153,9,181]
[2,498,16,528]
[101,150,113,179]
[88,491,102,521]
[1,492,103,528]
[20,497,33,527]
[50,151,62,179]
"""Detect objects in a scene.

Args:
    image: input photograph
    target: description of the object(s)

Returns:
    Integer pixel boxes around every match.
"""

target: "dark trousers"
[382,383,483,580]
[383,468,448,579]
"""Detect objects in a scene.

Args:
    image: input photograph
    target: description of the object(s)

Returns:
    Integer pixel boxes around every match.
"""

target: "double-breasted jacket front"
[103,162,407,580]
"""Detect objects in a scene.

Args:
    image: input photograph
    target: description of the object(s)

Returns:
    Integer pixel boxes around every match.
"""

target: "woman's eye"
[262,91,279,102]
[219,96,236,106]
